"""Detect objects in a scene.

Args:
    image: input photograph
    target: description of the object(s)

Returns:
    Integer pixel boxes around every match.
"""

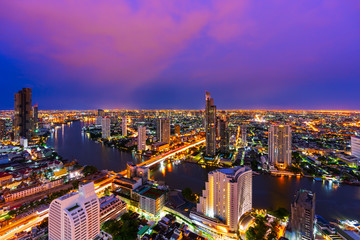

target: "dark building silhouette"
[14,88,33,141]
[205,91,216,156]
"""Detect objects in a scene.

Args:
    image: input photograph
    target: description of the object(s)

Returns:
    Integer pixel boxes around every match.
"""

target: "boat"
[314,177,323,182]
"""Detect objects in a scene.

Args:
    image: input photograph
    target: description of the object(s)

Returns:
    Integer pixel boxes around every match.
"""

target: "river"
[47,121,360,221]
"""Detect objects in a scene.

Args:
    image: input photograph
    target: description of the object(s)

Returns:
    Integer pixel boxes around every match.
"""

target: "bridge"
[119,139,206,175]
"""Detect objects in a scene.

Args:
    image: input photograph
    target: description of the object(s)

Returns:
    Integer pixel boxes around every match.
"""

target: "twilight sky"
[1,0,360,110]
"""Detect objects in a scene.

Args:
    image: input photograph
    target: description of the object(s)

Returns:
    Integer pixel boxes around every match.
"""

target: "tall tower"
[14,88,33,141]
[197,167,252,232]
[48,182,100,240]
[138,126,146,151]
[122,117,127,137]
[205,91,216,156]
[290,189,315,240]
[268,125,292,169]
[101,117,111,139]
[33,104,39,128]
[156,118,170,144]
[219,117,229,153]
[0,119,5,140]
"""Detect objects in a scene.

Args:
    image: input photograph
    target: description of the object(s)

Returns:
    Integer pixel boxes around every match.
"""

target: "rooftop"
[141,187,166,200]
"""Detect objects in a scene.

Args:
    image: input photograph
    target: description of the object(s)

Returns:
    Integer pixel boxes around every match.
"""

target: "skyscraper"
[156,118,170,144]
[14,88,33,141]
[219,117,229,153]
[33,104,39,127]
[0,119,6,140]
[205,91,216,156]
[351,136,360,158]
[290,189,315,240]
[122,117,127,137]
[268,125,292,169]
[138,126,146,151]
[101,117,111,139]
[48,182,100,240]
[174,124,181,136]
[196,167,252,232]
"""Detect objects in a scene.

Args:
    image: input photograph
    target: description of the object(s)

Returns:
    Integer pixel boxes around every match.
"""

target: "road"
[0,211,48,240]
[119,139,205,175]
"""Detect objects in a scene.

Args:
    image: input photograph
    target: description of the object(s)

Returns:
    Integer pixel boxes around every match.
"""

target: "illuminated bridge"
[119,139,206,176]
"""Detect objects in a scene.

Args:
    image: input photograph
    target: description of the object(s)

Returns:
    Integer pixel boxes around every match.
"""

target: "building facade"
[219,117,229,153]
[122,117,127,137]
[138,126,146,151]
[14,88,33,141]
[290,189,315,240]
[268,125,292,169]
[101,117,111,139]
[49,182,100,240]
[351,136,360,158]
[0,119,5,140]
[205,91,216,157]
[99,195,127,224]
[197,167,252,232]
[139,187,166,217]
[156,118,170,144]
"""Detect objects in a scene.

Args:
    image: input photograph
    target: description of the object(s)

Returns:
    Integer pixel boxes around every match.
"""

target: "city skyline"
[1,1,360,110]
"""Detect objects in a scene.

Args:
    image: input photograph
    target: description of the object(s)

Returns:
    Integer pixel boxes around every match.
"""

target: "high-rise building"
[290,189,315,240]
[0,119,5,140]
[156,118,170,144]
[14,88,33,141]
[175,124,181,136]
[122,117,127,137]
[138,126,146,151]
[268,125,292,169]
[196,167,252,232]
[97,109,105,117]
[95,116,102,126]
[33,104,39,127]
[241,124,247,145]
[351,136,360,158]
[101,117,111,139]
[48,182,100,240]
[205,91,217,156]
[219,118,229,153]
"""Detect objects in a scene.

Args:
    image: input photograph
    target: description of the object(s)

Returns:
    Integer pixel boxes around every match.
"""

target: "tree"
[82,165,98,176]
[182,187,197,202]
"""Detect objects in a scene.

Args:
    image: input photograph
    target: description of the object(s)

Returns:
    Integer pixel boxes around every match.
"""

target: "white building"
[138,126,146,151]
[4,179,62,202]
[268,125,292,169]
[351,136,360,158]
[196,167,252,232]
[99,195,127,224]
[101,117,111,139]
[139,187,166,217]
[122,117,127,137]
[49,182,100,240]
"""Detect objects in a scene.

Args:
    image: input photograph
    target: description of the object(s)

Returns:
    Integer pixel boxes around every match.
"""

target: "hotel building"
[49,182,100,240]
[195,167,252,233]
[268,125,292,169]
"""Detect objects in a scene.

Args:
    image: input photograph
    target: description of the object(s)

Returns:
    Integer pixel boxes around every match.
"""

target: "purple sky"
[1,0,360,110]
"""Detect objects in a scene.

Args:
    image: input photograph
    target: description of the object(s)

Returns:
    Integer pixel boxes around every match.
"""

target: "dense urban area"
[0,88,359,240]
